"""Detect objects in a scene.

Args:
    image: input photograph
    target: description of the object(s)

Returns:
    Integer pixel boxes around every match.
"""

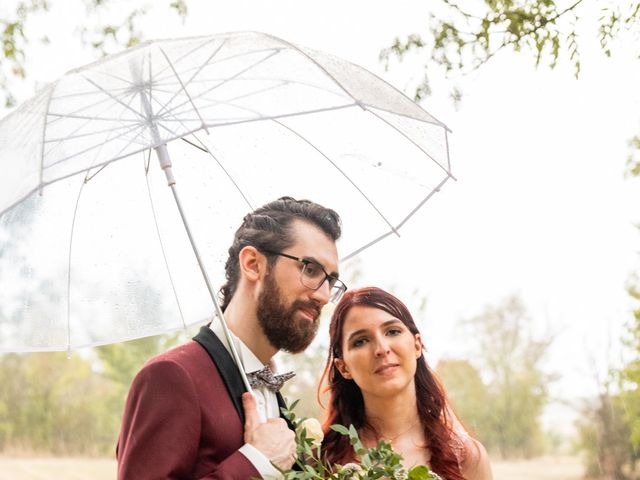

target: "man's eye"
[303,263,322,277]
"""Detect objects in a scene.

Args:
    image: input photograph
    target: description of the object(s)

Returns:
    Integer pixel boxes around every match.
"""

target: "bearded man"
[117,197,344,479]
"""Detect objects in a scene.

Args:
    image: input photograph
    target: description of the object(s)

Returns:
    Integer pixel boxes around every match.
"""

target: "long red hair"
[319,287,466,480]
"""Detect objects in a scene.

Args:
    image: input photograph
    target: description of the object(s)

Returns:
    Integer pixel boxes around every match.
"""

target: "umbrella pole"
[154,143,253,393]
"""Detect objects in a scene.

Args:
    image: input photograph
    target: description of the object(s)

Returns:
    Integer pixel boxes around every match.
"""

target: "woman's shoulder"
[457,434,493,480]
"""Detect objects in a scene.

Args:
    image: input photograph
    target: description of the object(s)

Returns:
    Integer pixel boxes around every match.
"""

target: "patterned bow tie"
[246,366,295,392]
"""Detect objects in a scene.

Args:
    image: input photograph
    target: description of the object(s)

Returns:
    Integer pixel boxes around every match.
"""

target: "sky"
[5,0,640,430]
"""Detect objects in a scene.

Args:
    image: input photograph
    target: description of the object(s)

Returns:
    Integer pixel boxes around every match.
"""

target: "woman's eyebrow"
[346,319,402,342]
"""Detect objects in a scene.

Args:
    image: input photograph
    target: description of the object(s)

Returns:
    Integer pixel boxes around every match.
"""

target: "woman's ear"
[414,333,424,359]
[238,246,265,282]
[334,358,352,379]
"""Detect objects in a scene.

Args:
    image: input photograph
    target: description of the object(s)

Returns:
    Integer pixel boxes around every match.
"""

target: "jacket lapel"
[276,392,296,431]
[193,326,247,424]
[193,325,295,430]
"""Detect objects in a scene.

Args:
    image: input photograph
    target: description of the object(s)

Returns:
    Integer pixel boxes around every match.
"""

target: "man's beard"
[256,273,320,353]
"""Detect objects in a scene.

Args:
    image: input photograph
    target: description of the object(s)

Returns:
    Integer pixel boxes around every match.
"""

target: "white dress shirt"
[209,322,284,479]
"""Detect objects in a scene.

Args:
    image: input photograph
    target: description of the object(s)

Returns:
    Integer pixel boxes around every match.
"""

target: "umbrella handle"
[154,143,253,394]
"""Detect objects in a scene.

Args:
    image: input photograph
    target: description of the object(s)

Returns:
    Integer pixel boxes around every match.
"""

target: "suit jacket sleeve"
[117,359,259,480]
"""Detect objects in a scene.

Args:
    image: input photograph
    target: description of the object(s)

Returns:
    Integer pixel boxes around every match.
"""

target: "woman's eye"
[387,328,402,337]
[352,337,368,348]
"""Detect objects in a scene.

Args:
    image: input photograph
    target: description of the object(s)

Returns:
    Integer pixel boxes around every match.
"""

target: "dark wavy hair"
[218,196,341,311]
[319,287,465,480]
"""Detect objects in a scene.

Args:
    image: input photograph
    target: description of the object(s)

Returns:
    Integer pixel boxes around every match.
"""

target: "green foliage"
[436,359,491,435]
[576,383,640,478]
[459,295,554,458]
[627,134,640,178]
[281,405,443,479]
[0,331,187,455]
[0,0,188,107]
[0,352,119,454]
[621,282,640,449]
[381,0,640,101]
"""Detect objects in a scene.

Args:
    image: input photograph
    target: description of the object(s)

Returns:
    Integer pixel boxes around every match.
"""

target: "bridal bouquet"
[281,402,443,480]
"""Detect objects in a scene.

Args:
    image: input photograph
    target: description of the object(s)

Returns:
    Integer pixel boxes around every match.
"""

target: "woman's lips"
[374,363,399,375]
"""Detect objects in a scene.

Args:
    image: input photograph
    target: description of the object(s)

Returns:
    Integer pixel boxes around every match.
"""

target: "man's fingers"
[242,392,261,431]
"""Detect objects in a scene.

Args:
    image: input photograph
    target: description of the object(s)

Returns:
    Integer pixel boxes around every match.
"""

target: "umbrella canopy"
[0,31,453,352]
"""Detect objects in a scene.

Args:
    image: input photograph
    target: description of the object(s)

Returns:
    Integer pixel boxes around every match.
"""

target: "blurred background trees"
[0,1,639,478]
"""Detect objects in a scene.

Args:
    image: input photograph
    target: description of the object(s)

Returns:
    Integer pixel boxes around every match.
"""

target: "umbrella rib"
[157,47,209,132]
[142,71,253,213]
[47,113,143,122]
[142,149,188,329]
[191,133,254,211]
[205,103,356,127]
[150,45,285,90]
[39,83,57,193]
[263,33,360,106]
[341,175,453,262]
[69,90,148,181]
[83,76,148,123]
[126,36,222,89]
[45,122,147,169]
[365,107,455,179]
[155,49,283,121]
[395,175,452,231]
[340,231,395,263]
[273,118,399,236]
[43,122,139,144]
[84,41,214,92]
[45,90,141,159]
[362,103,452,132]
[153,40,227,120]
[46,87,138,131]
[444,128,452,174]
[65,176,88,351]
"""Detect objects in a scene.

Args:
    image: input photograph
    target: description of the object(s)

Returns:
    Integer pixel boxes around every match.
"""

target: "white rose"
[300,417,324,446]
[338,462,364,477]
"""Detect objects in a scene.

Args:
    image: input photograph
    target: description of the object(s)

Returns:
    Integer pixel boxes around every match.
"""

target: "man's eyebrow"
[301,255,339,278]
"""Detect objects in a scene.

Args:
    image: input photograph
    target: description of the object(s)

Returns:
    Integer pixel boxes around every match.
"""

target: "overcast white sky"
[6,0,640,427]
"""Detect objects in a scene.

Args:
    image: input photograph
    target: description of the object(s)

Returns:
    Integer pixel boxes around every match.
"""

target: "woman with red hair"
[320,287,492,479]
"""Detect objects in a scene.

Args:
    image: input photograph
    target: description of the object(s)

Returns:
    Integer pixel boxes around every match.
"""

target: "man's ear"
[334,358,352,379]
[238,246,266,282]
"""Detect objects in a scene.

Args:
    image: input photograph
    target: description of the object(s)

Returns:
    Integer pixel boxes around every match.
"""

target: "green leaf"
[408,465,432,480]
[330,424,350,435]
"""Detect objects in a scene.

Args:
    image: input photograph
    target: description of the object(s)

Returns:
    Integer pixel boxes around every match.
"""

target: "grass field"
[0,455,584,479]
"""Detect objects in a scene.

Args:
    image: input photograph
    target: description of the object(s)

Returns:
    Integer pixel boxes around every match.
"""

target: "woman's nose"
[373,336,390,357]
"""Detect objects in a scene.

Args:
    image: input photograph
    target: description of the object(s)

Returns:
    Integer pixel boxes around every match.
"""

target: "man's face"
[256,219,339,353]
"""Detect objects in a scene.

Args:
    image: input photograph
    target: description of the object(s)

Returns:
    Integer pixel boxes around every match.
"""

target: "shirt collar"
[208,321,274,374]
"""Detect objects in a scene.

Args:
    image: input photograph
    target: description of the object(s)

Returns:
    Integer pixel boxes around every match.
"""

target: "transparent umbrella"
[0,32,453,386]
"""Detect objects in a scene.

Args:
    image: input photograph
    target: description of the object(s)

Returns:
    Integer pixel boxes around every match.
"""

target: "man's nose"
[309,278,331,305]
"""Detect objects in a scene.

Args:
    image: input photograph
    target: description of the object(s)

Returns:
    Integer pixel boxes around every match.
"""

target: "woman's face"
[334,305,423,399]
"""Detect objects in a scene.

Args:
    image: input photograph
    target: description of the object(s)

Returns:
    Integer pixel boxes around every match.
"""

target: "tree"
[381,0,640,172]
[462,295,554,458]
[621,282,640,449]
[381,1,640,101]
[0,351,120,454]
[576,376,640,479]
[0,0,187,107]
[435,358,491,438]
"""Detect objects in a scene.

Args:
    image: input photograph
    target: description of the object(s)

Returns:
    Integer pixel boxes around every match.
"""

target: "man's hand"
[242,392,296,470]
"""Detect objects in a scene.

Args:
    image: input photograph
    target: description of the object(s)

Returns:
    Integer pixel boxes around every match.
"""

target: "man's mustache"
[291,300,321,321]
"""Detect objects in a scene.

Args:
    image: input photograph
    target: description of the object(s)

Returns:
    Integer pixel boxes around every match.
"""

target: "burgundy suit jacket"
[117,326,288,479]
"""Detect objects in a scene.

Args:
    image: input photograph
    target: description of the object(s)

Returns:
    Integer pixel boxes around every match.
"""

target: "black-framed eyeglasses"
[259,249,347,303]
